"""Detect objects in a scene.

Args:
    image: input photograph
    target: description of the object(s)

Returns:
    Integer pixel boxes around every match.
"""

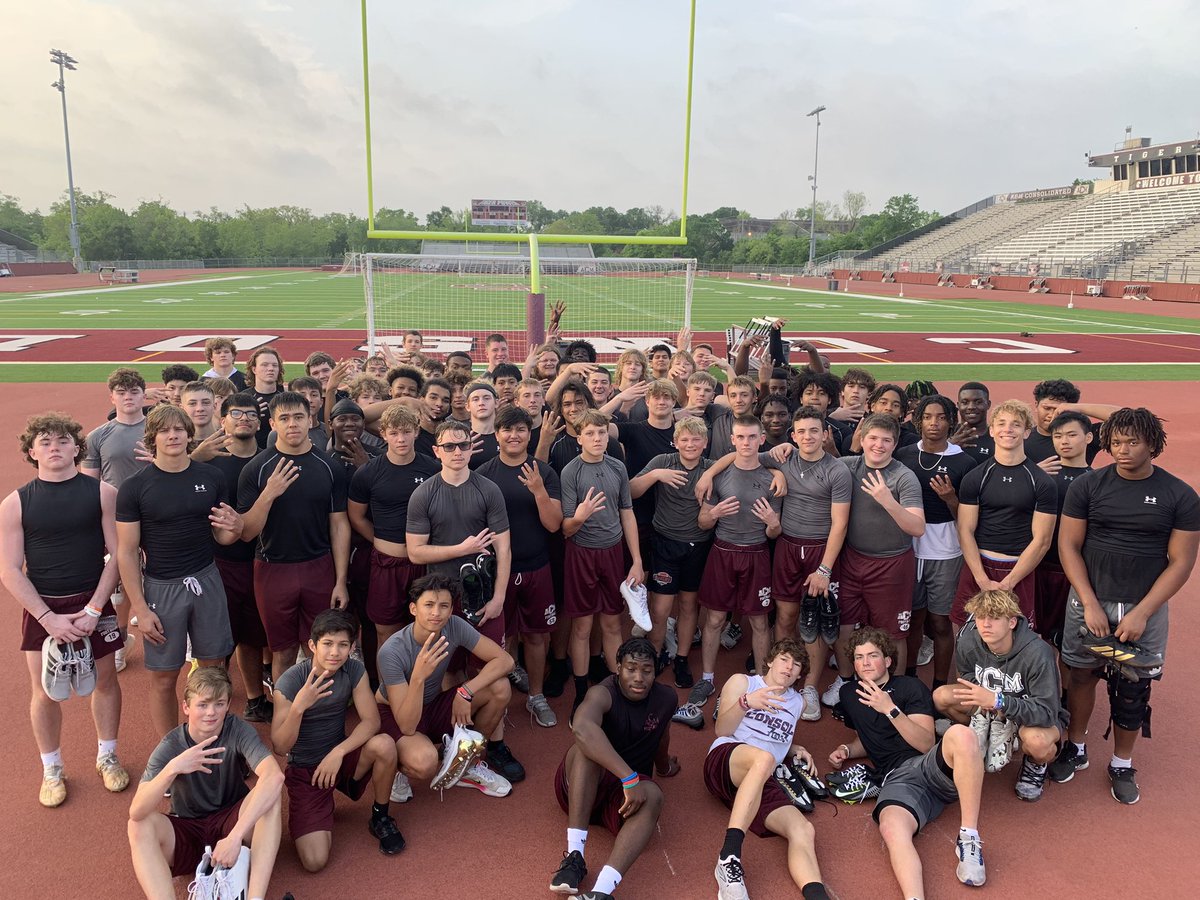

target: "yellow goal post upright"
[357,0,699,356]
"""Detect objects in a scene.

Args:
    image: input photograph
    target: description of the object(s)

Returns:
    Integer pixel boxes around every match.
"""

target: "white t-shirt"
[709,674,805,764]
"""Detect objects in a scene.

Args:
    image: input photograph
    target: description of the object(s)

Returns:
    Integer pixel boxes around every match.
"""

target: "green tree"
[130,200,195,259]
[0,195,45,244]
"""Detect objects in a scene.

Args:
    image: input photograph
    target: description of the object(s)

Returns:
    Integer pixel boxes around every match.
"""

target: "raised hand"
[709,496,740,519]
[576,487,607,521]
[412,633,450,682]
[459,529,496,555]
[292,664,335,714]
[264,458,301,500]
[208,503,243,536]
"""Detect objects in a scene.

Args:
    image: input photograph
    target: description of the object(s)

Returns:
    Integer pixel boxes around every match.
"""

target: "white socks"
[40,748,63,771]
[98,739,118,760]
[1110,755,1132,770]
[567,828,588,855]
[593,865,622,895]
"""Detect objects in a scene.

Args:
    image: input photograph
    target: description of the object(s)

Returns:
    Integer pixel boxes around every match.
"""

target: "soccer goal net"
[363,253,694,364]
[335,251,363,276]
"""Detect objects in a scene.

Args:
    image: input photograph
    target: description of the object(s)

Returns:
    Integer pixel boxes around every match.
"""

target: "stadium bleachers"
[419,240,595,259]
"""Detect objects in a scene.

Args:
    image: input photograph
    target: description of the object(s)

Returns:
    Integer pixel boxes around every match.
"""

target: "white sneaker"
[917,634,935,667]
[455,760,512,797]
[800,685,821,721]
[390,772,413,803]
[430,724,485,790]
[620,581,652,632]
[715,854,750,900]
[821,675,846,707]
[720,622,742,650]
[41,638,75,702]
[72,638,96,697]
[114,633,135,674]
[664,617,678,658]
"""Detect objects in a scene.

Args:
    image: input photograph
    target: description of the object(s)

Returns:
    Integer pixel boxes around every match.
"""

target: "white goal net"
[362,253,694,365]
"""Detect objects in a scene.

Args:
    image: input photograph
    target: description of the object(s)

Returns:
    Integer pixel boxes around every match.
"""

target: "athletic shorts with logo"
[951,555,1034,628]
[142,563,233,671]
[214,558,267,649]
[703,741,790,837]
[285,745,369,838]
[772,536,835,607]
[873,741,959,832]
[911,556,963,617]
[504,564,557,636]
[838,546,916,638]
[554,753,655,835]
[367,550,424,627]
[1060,590,1169,676]
[650,536,712,595]
[564,540,626,618]
[377,686,457,743]
[20,591,121,658]
[254,554,336,652]
[699,540,772,616]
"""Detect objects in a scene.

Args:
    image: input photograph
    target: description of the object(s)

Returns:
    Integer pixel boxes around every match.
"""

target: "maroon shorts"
[367,550,424,627]
[951,555,1035,628]
[838,546,916,639]
[505,564,558,636]
[772,536,833,606]
[167,800,245,877]
[554,752,648,835]
[20,592,121,658]
[215,558,267,649]
[377,686,457,743]
[698,541,772,616]
[253,555,336,652]
[564,541,626,618]
[702,742,789,838]
[285,746,369,839]
[1034,560,1071,643]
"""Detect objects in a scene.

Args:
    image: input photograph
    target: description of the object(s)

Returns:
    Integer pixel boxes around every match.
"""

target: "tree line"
[0,190,938,266]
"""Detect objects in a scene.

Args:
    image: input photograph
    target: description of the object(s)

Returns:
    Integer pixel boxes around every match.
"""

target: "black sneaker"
[588,654,611,685]
[819,591,840,646]
[799,595,820,644]
[655,648,671,676]
[1078,630,1162,673]
[1108,765,1140,805]
[244,695,274,723]
[544,658,569,699]
[793,760,829,799]
[261,664,275,696]
[673,655,694,689]
[459,562,486,625]
[578,892,615,900]
[368,812,407,855]
[486,742,526,784]
[745,651,756,674]
[550,849,587,893]
[1048,742,1088,783]
[773,761,815,812]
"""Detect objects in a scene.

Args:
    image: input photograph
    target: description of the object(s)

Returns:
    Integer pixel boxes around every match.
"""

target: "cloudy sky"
[5,0,1196,221]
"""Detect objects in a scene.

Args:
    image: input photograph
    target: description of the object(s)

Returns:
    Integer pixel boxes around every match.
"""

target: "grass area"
[4,270,1200,335]
[2,268,1198,384]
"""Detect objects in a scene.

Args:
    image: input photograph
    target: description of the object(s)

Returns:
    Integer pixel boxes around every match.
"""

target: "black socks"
[720,827,745,859]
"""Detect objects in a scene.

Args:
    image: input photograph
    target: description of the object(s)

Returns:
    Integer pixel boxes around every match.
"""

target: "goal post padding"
[362,254,694,362]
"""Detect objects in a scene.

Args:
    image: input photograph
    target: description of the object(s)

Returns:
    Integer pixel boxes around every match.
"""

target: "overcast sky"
[5,0,1197,221]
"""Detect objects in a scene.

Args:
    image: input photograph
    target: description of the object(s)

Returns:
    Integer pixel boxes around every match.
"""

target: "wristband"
[816,565,833,578]
[738,693,750,711]
[82,605,102,619]
[620,772,639,790]
[994,691,1005,711]
[456,685,474,702]
[36,609,52,622]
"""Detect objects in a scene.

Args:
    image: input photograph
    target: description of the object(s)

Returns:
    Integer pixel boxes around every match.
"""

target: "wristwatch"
[887,707,901,720]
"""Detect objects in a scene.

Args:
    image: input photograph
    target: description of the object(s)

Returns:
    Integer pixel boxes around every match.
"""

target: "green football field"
[1,269,1199,382]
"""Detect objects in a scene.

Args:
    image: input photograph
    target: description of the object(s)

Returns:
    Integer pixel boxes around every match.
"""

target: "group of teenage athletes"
[2,315,1196,900]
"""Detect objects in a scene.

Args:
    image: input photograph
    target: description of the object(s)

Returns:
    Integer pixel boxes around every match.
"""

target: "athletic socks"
[1110,755,1133,770]
[959,826,980,841]
[97,739,117,761]
[1074,741,1087,754]
[371,802,390,820]
[720,827,745,860]
[40,748,63,771]
[702,672,715,683]
[802,883,831,900]
[567,828,588,856]
[593,866,622,895]
[574,675,590,699]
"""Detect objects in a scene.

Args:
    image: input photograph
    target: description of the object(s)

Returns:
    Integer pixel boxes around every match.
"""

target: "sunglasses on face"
[436,441,472,453]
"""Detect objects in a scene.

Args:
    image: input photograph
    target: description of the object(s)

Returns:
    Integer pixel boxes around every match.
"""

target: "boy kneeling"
[128,667,284,900]
[272,609,406,871]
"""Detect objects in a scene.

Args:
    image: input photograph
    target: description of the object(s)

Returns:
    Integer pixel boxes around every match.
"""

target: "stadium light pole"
[50,49,83,272]
[806,105,825,271]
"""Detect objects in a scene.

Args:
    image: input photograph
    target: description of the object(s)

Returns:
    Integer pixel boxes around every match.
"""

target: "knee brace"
[1106,670,1153,738]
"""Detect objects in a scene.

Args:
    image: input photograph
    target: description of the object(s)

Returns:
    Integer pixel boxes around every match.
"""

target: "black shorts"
[649,536,712,595]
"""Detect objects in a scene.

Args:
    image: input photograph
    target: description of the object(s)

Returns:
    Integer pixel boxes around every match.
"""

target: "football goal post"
[362,253,694,363]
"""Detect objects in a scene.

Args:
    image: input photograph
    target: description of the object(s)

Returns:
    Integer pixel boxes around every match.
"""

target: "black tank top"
[600,676,677,778]
[18,474,105,595]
